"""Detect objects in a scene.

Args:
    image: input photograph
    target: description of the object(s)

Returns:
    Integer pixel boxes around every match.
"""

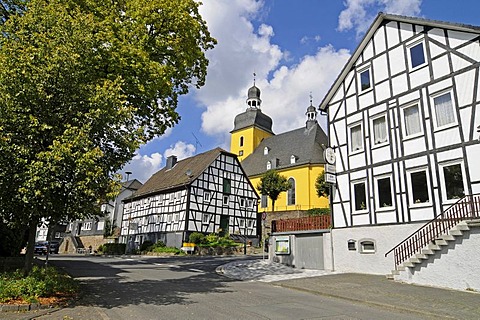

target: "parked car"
[34,241,48,255]
[49,241,60,254]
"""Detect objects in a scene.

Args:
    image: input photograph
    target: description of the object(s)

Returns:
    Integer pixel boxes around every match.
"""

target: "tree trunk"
[23,219,38,275]
[271,200,275,213]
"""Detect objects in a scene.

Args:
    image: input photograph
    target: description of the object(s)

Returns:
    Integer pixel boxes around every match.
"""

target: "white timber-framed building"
[319,13,480,291]
[121,148,259,249]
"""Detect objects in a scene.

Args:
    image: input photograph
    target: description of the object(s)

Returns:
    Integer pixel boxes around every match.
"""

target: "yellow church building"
[230,83,329,215]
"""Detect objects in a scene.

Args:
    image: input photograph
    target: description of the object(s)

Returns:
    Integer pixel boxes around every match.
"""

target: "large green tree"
[0,0,215,271]
[257,170,291,212]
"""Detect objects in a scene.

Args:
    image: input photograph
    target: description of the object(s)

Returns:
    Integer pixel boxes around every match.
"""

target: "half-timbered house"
[121,148,259,249]
[319,13,480,290]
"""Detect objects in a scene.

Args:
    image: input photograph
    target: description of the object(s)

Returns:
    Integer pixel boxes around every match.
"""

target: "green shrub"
[189,232,205,244]
[306,207,330,216]
[0,266,78,303]
[99,243,126,255]
[150,246,184,255]
[151,240,166,248]
[140,240,154,251]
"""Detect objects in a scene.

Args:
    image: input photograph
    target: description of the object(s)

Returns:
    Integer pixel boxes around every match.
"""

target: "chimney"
[166,155,177,170]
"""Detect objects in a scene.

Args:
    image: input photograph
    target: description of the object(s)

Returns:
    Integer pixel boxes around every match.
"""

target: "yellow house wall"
[251,164,328,212]
[230,127,273,161]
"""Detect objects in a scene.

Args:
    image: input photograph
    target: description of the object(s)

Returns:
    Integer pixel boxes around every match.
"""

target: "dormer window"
[290,155,297,164]
[264,147,269,155]
[266,161,271,170]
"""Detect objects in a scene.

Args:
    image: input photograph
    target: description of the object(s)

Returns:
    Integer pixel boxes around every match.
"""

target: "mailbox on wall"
[274,236,290,255]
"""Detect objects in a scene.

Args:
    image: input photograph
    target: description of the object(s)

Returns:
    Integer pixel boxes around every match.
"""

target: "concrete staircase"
[386,219,480,280]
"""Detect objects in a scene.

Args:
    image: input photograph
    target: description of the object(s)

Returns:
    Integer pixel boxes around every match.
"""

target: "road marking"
[188,268,204,273]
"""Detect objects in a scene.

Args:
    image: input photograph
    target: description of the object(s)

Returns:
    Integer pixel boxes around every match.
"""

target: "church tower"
[230,81,274,161]
[305,94,318,129]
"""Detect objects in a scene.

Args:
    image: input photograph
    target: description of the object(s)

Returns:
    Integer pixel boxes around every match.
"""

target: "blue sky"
[120,0,480,183]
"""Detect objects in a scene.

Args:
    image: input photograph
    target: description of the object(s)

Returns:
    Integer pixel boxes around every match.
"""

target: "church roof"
[241,123,328,177]
[231,108,274,134]
[127,147,231,200]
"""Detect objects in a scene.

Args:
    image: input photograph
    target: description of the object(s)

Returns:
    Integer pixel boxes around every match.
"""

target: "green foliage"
[0,0,215,271]
[315,171,330,198]
[257,170,291,211]
[149,246,184,255]
[0,221,27,257]
[0,266,78,303]
[140,240,154,252]
[188,232,205,244]
[306,207,330,216]
[98,243,126,255]
[199,233,238,248]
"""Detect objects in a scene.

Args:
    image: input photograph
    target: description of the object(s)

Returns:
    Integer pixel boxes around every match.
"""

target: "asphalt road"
[10,255,436,320]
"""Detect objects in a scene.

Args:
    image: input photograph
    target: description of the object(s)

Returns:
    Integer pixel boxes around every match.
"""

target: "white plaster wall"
[396,228,480,291]
[331,223,424,274]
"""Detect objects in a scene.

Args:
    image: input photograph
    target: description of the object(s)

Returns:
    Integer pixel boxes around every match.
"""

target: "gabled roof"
[241,123,327,177]
[319,13,480,111]
[129,147,232,200]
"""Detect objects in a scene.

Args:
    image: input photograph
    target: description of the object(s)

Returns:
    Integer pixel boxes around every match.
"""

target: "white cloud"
[164,141,196,161]
[197,0,350,148]
[120,153,163,183]
[338,0,422,37]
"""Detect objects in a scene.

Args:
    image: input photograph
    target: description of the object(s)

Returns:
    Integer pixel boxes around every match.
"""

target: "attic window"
[359,68,371,91]
[264,147,269,155]
[290,155,297,164]
[408,41,426,69]
[267,161,272,170]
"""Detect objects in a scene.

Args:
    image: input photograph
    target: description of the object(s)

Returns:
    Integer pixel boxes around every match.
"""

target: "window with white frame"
[433,92,456,128]
[350,124,363,152]
[167,214,172,223]
[261,194,267,208]
[441,163,465,200]
[290,155,297,164]
[408,41,426,69]
[83,222,92,230]
[239,219,245,228]
[264,147,269,155]
[97,221,105,231]
[174,213,180,221]
[223,195,230,206]
[203,191,211,202]
[240,198,246,208]
[410,170,429,204]
[359,67,371,91]
[359,239,376,254]
[247,199,253,208]
[353,181,367,211]
[376,177,393,208]
[202,213,209,223]
[403,104,422,137]
[266,161,272,170]
[372,115,388,145]
[247,220,253,228]
[287,178,296,205]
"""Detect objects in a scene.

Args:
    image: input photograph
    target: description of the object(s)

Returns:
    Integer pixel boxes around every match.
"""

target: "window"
[409,42,425,68]
[377,177,393,208]
[442,163,465,200]
[410,170,429,204]
[167,214,172,223]
[97,221,105,231]
[403,104,422,137]
[239,150,243,156]
[359,68,371,91]
[223,195,230,205]
[239,219,245,228]
[264,147,269,155]
[287,178,296,205]
[247,220,253,228]
[372,116,387,145]
[223,178,231,194]
[353,182,367,211]
[350,124,363,152]
[266,161,271,170]
[83,222,92,230]
[261,195,268,208]
[203,192,211,202]
[202,213,209,223]
[433,92,456,128]
[239,136,244,147]
[290,155,297,164]
[247,199,253,208]
[359,239,376,254]
[240,198,246,208]
[174,213,180,221]
[347,239,356,251]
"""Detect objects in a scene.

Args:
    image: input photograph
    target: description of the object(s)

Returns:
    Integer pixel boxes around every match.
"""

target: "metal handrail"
[385,194,480,268]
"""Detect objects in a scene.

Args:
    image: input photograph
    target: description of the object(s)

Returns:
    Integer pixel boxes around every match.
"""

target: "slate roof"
[241,122,328,177]
[319,13,480,111]
[127,147,231,200]
[231,108,273,134]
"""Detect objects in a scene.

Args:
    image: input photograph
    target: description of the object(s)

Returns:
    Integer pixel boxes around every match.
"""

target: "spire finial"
[253,71,256,86]
[309,91,313,105]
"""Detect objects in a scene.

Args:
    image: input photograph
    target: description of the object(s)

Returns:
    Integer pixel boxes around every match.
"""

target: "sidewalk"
[218,259,480,319]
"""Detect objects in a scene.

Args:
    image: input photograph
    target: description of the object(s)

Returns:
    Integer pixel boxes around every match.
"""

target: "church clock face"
[324,147,336,165]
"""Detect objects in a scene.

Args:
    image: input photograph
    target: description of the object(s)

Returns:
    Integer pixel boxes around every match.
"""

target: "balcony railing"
[272,215,331,233]
[385,194,480,268]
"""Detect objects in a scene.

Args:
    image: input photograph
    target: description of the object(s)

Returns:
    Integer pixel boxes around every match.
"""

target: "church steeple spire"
[246,72,262,109]
[306,92,318,129]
